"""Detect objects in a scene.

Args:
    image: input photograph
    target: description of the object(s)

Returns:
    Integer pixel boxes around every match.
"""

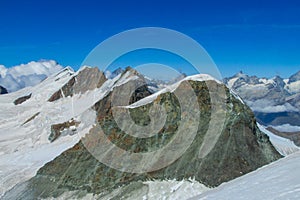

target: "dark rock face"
[22,112,40,125]
[3,73,281,199]
[13,93,32,105]
[49,67,107,102]
[117,67,152,105]
[0,85,8,94]
[48,77,76,102]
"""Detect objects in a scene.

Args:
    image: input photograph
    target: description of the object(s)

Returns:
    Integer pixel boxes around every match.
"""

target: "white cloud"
[271,124,300,132]
[246,100,299,113]
[0,60,63,92]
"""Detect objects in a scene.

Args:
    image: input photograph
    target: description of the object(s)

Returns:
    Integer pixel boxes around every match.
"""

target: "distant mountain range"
[224,71,300,130]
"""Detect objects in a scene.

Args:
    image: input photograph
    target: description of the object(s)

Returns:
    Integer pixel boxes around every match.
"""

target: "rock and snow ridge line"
[125,73,224,108]
[0,67,228,197]
[0,66,291,199]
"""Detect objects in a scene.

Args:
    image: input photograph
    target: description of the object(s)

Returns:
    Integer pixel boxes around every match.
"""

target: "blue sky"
[0,0,300,78]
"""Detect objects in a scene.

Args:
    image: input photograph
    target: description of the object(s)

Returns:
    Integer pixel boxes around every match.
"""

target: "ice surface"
[258,123,299,156]
[191,151,300,200]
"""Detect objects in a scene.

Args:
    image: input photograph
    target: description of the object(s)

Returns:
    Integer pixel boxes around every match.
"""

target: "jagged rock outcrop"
[22,112,40,125]
[13,93,32,105]
[3,69,281,199]
[0,85,7,94]
[49,119,80,142]
[49,67,107,102]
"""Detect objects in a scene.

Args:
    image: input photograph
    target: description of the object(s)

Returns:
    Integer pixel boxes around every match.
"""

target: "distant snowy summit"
[224,70,300,95]
[224,70,300,129]
[0,60,64,93]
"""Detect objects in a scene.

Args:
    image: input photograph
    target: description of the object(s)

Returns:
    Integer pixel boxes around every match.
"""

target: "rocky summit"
[49,66,107,102]
[3,67,281,199]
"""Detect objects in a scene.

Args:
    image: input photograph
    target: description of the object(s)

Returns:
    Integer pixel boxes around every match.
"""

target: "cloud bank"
[0,60,63,92]
[246,100,299,113]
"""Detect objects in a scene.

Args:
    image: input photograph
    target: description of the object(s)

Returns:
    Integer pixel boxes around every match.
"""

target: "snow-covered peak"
[184,73,221,83]
[224,70,300,131]
[126,73,221,108]
[77,65,93,72]
[259,78,275,85]
[224,71,259,89]
[233,71,248,78]
[289,70,300,83]
[225,71,300,93]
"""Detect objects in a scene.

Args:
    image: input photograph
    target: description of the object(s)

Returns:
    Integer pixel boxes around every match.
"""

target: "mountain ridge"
[2,66,282,199]
[224,70,300,130]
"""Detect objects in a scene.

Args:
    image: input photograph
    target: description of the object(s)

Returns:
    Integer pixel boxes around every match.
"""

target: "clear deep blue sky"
[0,0,300,78]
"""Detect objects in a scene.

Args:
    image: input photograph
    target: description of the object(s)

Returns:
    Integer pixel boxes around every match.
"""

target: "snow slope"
[0,67,97,197]
[143,179,210,200]
[191,151,300,200]
[44,179,210,200]
[0,67,146,197]
[258,123,299,156]
[0,60,63,92]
